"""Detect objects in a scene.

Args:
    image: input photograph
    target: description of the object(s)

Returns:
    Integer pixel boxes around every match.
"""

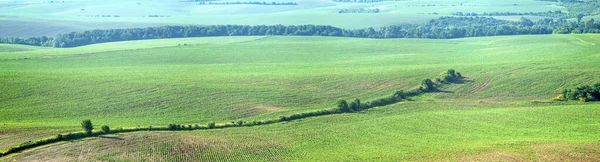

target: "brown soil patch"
[532,143,600,161]
[459,143,600,162]
[460,151,528,162]
[254,105,283,112]
[3,132,290,161]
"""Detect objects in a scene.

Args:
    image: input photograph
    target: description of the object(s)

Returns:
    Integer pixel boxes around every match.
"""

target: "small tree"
[101,125,110,133]
[81,120,93,135]
[337,99,350,112]
[207,122,216,129]
[349,99,361,111]
[420,79,435,91]
[393,90,406,100]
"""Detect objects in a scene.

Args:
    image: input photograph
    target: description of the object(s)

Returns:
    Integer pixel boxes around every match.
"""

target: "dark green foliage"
[81,120,93,135]
[337,99,350,112]
[561,83,600,102]
[440,69,461,83]
[5,14,600,48]
[420,79,435,91]
[393,90,406,99]
[101,125,110,133]
[349,99,361,111]
[208,122,216,129]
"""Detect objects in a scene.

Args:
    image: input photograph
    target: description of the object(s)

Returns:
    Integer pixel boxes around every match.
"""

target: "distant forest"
[1,16,600,48]
[2,0,600,47]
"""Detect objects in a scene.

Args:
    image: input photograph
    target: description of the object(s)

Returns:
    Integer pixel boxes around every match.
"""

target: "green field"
[1,34,600,161]
[0,0,563,37]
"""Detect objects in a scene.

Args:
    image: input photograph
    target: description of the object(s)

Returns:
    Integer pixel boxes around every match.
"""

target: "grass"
[4,102,599,161]
[1,34,600,160]
[0,0,563,37]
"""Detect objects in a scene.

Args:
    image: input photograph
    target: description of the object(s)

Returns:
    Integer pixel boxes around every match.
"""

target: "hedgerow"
[0,69,463,157]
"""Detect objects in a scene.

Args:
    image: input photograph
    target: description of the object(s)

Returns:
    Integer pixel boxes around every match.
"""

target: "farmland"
[0,0,564,37]
[2,0,600,160]
[1,34,600,160]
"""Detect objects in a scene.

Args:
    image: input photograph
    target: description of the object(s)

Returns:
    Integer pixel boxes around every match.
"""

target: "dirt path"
[471,77,492,94]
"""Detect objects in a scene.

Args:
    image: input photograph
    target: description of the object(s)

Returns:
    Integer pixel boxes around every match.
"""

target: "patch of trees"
[4,16,600,48]
[555,83,600,102]
[198,1,297,5]
[0,36,54,47]
[453,11,566,17]
[338,8,380,14]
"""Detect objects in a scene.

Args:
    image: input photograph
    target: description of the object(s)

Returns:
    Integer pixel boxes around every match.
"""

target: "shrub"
[168,124,178,130]
[101,125,110,133]
[81,120,93,135]
[420,78,435,91]
[349,99,361,111]
[207,122,216,129]
[337,99,350,112]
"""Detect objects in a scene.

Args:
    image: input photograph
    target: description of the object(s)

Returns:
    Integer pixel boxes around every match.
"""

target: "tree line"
[452,11,566,17]
[555,83,600,102]
[338,8,380,14]
[3,16,600,47]
[0,69,464,157]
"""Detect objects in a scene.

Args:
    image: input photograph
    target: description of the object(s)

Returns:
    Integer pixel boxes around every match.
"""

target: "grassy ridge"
[1,35,600,160]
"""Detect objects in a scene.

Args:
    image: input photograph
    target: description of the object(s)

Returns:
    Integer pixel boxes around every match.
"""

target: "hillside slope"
[1,35,599,160]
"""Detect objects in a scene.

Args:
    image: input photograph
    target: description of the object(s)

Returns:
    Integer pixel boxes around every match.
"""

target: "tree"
[101,125,110,133]
[393,90,406,100]
[349,99,361,111]
[337,99,350,112]
[207,122,216,129]
[420,79,435,91]
[81,120,93,135]
[577,14,585,23]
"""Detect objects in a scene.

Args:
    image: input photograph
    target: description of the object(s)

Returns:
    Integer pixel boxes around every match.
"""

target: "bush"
[168,124,178,130]
[207,122,216,129]
[337,99,350,112]
[420,78,435,91]
[562,83,600,102]
[349,99,361,111]
[81,120,93,135]
[101,125,110,133]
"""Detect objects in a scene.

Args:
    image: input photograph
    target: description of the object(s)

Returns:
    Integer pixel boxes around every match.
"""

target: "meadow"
[1,34,600,160]
[0,0,563,37]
